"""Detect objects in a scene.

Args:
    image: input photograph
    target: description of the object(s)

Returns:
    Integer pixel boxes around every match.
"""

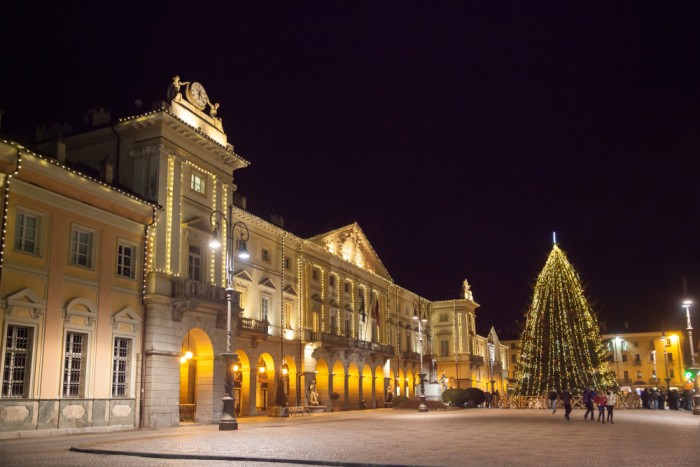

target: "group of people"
[639,387,692,410]
[548,388,616,423]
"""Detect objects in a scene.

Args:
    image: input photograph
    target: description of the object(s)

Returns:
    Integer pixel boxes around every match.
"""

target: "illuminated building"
[0,77,507,433]
[0,139,157,434]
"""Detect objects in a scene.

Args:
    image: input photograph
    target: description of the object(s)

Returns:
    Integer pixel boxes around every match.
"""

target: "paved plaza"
[0,408,698,466]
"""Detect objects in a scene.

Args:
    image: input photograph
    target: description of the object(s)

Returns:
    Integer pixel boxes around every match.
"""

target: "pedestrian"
[548,388,558,413]
[484,391,492,408]
[657,390,665,410]
[650,389,658,410]
[560,388,572,420]
[583,387,596,420]
[606,390,616,424]
[594,391,607,423]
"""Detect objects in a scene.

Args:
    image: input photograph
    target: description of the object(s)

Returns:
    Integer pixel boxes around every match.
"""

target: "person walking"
[560,388,573,420]
[606,390,616,424]
[594,391,607,423]
[583,387,596,420]
[548,389,558,413]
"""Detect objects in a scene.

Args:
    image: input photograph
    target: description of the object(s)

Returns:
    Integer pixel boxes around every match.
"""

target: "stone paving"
[0,408,698,466]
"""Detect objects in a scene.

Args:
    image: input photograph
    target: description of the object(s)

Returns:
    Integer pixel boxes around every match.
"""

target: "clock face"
[188,82,208,109]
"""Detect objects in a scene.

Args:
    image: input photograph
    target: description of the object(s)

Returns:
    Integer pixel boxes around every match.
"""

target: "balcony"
[401,351,421,361]
[237,316,269,338]
[309,331,394,356]
[469,355,485,365]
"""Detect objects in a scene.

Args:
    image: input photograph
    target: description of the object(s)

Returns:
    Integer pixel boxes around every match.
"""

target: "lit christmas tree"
[514,241,616,396]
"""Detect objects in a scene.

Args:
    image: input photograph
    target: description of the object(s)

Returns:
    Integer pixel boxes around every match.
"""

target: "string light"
[514,243,616,395]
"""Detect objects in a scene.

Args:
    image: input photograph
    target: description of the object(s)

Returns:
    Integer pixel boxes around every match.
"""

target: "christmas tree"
[514,242,616,395]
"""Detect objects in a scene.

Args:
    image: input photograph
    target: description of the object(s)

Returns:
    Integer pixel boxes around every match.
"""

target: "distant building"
[503,331,688,392]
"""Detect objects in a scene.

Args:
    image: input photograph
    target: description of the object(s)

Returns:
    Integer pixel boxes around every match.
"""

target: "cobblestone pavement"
[0,408,698,466]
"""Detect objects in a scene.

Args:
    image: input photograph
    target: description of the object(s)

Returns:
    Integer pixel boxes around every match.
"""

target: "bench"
[287,406,310,416]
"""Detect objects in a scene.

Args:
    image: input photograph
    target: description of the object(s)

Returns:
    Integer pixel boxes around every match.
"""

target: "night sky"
[2,3,700,338]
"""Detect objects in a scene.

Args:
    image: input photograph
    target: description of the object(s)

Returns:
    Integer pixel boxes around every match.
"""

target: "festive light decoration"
[514,242,616,395]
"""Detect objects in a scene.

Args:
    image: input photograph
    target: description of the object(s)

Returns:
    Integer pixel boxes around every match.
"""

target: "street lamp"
[682,299,700,415]
[209,205,249,431]
[661,332,671,392]
[413,301,428,413]
[682,300,696,368]
[487,341,496,395]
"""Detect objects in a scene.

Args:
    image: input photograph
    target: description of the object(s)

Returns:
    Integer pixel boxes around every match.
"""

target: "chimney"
[233,193,247,210]
[56,137,66,163]
[270,214,285,228]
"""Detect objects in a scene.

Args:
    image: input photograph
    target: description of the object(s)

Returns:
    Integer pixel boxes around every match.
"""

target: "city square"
[1,408,698,466]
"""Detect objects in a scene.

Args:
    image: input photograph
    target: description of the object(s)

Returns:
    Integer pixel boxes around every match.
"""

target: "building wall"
[0,142,154,436]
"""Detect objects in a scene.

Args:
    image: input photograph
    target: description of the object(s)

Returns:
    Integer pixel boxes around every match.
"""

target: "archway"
[348,362,361,409]
[361,364,374,408]
[257,352,275,412]
[375,364,386,405]
[397,369,405,397]
[406,370,415,397]
[282,354,297,405]
[233,349,251,417]
[178,328,214,423]
[315,358,330,406]
[332,361,345,409]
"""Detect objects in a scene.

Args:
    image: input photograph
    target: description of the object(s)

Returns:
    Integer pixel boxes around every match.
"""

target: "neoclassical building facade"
[0,77,508,434]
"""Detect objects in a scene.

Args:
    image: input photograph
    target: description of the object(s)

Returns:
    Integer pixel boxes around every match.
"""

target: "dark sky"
[2,2,700,338]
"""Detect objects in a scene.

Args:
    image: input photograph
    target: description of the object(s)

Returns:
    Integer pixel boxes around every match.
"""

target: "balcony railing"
[171,277,229,303]
[469,355,485,365]
[309,332,394,355]
[237,317,269,336]
[401,351,421,361]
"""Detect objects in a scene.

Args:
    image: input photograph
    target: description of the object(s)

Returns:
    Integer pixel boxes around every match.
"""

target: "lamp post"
[661,332,671,392]
[209,205,249,431]
[682,299,700,415]
[487,341,496,395]
[413,301,428,413]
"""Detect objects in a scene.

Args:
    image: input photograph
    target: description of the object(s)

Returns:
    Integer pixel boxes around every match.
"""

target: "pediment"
[3,288,46,319]
[307,222,392,280]
[258,277,276,290]
[283,285,297,296]
[311,293,324,303]
[234,269,253,282]
[182,216,214,233]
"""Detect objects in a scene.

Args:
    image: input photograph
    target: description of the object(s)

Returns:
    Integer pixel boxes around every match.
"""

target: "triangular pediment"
[307,222,392,280]
[259,277,276,290]
[182,216,214,233]
[311,293,324,303]
[283,285,297,296]
[234,269,253,282]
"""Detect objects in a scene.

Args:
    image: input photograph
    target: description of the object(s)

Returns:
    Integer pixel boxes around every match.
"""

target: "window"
[329,276,336,287]
[261,296,269,322]
[622,354,628,362]
[634,354,641,362]
[344,282,350,293]
[633,341,639,348]
[650,353,656,362]
[284,302,293,329]
[112,337,130,397]
[188,246,202,281]
[14,211,40,255]
[511,354,516,363]
[623,370,629,380]
[70,226,94,268]
[621,341,627,351]
[117,243,136,279]
[236,239,247,256]
[670,369,675,378]
[2,325,33,398]
[440,340,450,357]
[439,313,448,322]
[63,332,87,398]
[262,248,270,262]
[636,370,642,379]
[667,353,673,363]
[345,317,351,336]
[190,172,206,194]
[312,269,318,281]
[284,256,291,270]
